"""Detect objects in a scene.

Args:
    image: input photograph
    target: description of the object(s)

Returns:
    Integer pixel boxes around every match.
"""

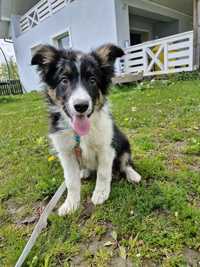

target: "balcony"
[20,0,75,33]
[123,31,194,76]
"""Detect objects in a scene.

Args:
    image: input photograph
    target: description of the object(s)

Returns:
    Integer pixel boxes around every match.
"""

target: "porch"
[112,0,197,79]
[121,30,194,77]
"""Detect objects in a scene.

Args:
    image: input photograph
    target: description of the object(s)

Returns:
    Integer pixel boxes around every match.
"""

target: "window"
[53,31,71,49]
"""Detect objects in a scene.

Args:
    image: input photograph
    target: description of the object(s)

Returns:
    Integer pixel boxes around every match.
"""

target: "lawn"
[0,79,200,267]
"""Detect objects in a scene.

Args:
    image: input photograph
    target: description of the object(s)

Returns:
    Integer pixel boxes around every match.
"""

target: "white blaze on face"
[68,86,92,115]
[68,85,92,136]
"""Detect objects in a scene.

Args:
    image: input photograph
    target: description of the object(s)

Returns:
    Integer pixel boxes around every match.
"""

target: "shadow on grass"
[0,95,24,105]
[111,84,138,94]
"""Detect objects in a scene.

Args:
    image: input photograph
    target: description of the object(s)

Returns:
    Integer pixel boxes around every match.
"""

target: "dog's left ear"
[94,43,124,66]
[31,45,60,75]
[92,44,124,94]
[31,45,61,87]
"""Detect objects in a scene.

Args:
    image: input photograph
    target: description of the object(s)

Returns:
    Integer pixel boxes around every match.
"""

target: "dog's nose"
[74,101,89,113]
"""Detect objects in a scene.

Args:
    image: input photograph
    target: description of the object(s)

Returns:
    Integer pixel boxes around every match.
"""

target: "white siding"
[11,0,117,91]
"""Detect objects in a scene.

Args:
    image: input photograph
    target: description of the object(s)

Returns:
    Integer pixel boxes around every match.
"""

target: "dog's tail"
[120,153,141,183]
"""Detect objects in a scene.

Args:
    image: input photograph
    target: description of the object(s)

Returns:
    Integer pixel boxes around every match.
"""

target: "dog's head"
[31,44,124,135]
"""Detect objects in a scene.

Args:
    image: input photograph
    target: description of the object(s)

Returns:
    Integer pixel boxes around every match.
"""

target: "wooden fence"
[20,0,75,33]
[0,80,23,96]
[124,31,194,76]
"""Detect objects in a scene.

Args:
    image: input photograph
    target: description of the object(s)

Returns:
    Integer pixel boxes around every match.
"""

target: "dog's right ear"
[31,45,60,72]
[94,43,124,66]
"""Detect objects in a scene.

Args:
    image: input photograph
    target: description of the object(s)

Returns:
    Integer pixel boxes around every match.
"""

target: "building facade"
[0,0,193,91]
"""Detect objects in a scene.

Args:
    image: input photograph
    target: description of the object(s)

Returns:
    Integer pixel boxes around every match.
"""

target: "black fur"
[32,44,135,179]
[112,123,134,177]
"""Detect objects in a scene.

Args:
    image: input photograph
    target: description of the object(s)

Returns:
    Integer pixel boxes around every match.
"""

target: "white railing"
[20,0,75,33]
[124,31,194,76]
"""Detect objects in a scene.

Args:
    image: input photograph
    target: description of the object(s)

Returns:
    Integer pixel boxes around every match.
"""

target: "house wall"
[11,0,118,91]
[114,0,193,47]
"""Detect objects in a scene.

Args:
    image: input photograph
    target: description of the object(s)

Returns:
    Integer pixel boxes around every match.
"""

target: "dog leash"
[15,133,81,267]
[15,181,66,267]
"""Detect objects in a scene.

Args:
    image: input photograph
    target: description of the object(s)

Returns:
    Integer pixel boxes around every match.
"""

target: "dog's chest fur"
[80,105,114,170]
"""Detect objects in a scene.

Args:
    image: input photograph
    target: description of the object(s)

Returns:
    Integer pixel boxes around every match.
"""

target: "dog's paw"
[126,167,141,183]
[58,197,79,216]
[92,187,110,205]
[80,169,90,179]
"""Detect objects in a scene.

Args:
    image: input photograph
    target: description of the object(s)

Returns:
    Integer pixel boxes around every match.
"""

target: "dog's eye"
[89,77,96,85]
[61,78,69,85]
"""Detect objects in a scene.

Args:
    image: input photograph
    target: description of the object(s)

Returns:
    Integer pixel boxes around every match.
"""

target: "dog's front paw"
[58,196,80,216]
[91,186,110,205]
[80,169,90,179]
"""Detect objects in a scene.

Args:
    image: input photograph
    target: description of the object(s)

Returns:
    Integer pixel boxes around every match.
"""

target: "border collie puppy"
[31,44,141,216]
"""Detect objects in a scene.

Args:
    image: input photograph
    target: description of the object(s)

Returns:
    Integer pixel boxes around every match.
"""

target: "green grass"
[0,80,200,266]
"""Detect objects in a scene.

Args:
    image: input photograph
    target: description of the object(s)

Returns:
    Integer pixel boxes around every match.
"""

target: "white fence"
[124,31,194,76]
[20,0,75,33]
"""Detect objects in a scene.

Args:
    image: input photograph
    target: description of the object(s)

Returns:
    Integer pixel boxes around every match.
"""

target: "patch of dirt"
[187,157,200,172]
[165,142,199,174]
[6,199,23,216]
[184,248,200,267]
[110,256,133,267]
[5,199,45,225]
[70,244,88,267]
[142,259,159,267]
[187,193,200,209]
[166,141,187,170]
[79,199,95,224]
[174,141,187,151]
[70,228,133,267]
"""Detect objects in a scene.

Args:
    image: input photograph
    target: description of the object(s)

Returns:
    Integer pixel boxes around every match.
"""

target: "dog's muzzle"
[73,100,89,114]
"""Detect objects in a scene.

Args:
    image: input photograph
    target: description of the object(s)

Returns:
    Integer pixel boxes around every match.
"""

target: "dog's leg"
[50,132,81,216]
[58,152,80,215]
[125,166,141,183]
[121,153,141,183]
[92,147,115,205]
[80,169,90,179]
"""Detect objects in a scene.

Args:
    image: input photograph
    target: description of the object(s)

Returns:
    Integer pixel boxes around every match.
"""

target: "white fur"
[80,169,90,179]
[50,130,80,215]
[68,86,92,116]
[50,104,115,215]
[125,166,141,183]
[50,103,141,215]
[81,104,115,205]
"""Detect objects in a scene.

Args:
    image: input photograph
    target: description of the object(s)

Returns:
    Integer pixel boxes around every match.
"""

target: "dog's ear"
[31,45,61,86]
[31,45,60,71]
[92,44,124,94]
[94,43,124,66]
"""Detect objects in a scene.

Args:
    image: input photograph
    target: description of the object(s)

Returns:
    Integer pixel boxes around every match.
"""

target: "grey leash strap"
[15,181,66,267]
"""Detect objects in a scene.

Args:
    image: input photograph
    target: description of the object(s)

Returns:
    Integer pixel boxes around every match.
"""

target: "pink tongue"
[72,116,90,136]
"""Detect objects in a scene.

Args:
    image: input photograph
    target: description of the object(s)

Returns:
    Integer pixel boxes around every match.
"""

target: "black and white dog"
[31,44,141,216]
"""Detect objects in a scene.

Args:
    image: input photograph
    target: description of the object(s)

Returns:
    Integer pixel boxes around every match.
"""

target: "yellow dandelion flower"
[48,155,56,162]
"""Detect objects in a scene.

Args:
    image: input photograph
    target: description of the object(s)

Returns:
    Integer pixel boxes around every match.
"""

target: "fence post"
[193,0,200,69]
[143,47,148,76]
[164,42,168,73]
